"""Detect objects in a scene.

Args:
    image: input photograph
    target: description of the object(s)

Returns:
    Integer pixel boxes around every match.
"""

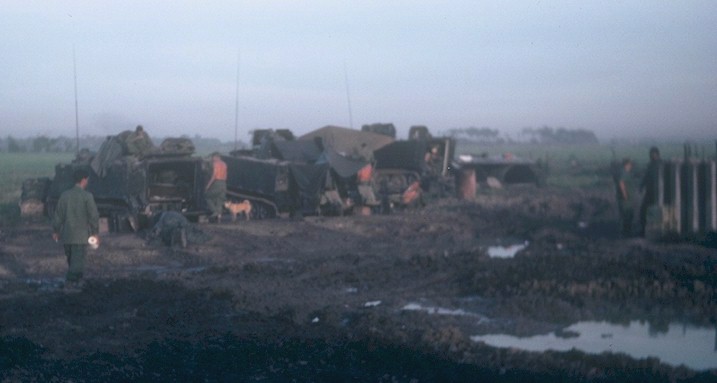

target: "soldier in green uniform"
[615,158,636,237]
[52,168,100,285]
[125,125,154,157]
[639,147,661,236]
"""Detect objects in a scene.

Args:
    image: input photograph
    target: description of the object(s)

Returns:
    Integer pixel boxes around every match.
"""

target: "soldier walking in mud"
[205,152,227,223]
[639,147,661,236]
[51,168,100,286]
[615,158,636,237]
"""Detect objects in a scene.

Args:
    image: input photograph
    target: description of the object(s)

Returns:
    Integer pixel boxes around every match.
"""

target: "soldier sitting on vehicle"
[126,125,154,157]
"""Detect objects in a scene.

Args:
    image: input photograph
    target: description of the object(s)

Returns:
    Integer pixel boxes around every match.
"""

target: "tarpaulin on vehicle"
[90,134,127,177]
[289,163,330,213]
[298,125,394,161]
[222,156,290,196]
[272,140,322,163]
[90,130,158,177]
[88,158,145,204]
[374,141,427,173]
[318,149,368,179]
[159,138,195,155]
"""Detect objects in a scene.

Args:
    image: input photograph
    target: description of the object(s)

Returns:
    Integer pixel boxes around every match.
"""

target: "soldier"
[615,158,636,237]
[52,168,100,286]
[356,162,378,213]
[639,147,661,236]
[205,152,227,222]
[126,125,154,156]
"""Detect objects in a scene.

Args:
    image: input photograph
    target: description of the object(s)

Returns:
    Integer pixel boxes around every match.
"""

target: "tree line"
[0,135,95,153]
[446,126,599,145]
[0,135,243,154]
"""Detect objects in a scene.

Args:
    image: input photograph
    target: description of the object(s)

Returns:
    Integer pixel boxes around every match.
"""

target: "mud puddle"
[472,320,717,370]
[477,237,529,258]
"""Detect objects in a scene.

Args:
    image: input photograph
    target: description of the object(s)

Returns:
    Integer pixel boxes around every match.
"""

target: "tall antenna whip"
[343,61,354,129]
[234,50,240,152]
[73,45,80,154]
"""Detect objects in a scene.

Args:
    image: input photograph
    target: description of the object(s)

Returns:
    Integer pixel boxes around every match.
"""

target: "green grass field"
[455,141,693,188]
[0,152,73,204]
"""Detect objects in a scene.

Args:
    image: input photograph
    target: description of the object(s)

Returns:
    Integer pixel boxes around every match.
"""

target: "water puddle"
[478,238,528,258]
[487,243,527,258]
[471,320,717,370]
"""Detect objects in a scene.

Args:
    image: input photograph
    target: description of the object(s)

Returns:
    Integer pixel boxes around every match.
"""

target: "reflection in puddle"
[471,321,717,370]
[487,243,527,258]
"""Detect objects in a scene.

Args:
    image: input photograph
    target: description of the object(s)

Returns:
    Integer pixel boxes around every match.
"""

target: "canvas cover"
[374,141,428,173]
[272,140,322,163]
[298,125,394,161]
[91,134,126,177]
[222,155,294,212]
[289,163,330,214]
[159,137,195,155]
[318,149,368,179]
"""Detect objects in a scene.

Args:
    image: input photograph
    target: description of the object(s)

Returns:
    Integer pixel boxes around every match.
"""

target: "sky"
[2,1,716,141]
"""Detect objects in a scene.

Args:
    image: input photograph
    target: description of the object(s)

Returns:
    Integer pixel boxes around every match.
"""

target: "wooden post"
[669,161,682,235]
[682,161,700,235]
[656,161,665,206]
[703,161,717,233]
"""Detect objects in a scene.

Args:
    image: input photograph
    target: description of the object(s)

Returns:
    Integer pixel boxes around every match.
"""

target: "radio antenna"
[343,61,354,129]
[234,50,240,152]
[73,45,80,154]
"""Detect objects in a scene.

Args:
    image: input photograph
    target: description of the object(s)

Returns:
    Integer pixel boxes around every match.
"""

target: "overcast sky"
[2,1,716,141]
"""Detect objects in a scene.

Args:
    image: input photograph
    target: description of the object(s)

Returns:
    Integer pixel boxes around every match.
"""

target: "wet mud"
[1,185,716,382]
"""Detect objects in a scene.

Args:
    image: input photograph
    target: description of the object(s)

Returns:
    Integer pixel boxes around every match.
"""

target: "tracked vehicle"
[46,136,207,232]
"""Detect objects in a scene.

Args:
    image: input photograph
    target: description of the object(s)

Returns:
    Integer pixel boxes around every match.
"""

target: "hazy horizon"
[2,1,716,141]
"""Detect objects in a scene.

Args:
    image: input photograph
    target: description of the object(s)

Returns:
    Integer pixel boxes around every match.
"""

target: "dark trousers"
[63,244,86,281]
[618,201,634,237]
[205,180,227,216]
[639,195,654,236]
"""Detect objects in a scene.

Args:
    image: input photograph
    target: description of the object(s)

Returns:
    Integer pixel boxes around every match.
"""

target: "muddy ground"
[1,184,716,382]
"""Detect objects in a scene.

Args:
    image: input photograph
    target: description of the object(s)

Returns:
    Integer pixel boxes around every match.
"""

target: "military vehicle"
[374,135,456,206]
[361,123,397,138]
[224,134,361,218]
[455,153,544,186]
[45,134,207,232]
[221,155,295,219]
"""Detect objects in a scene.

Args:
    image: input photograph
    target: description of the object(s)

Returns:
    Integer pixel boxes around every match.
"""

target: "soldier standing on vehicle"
[639,147,661,236]
[205,153,227,223]
[52,168,100,286]
[615,158,636,237]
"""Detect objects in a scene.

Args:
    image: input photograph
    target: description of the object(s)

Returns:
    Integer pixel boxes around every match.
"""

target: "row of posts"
[649,144,717,238]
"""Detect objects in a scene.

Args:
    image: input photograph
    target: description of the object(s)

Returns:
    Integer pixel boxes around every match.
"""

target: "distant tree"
[32,135,58,152]
[7,136,24,152]
[447,127,504,144]
[521,126,597,145]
